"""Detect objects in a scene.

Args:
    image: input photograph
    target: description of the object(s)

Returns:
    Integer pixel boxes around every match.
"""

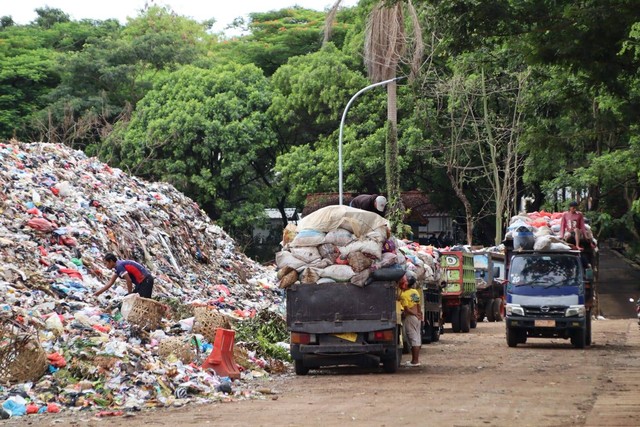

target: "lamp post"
[338,76,405,205]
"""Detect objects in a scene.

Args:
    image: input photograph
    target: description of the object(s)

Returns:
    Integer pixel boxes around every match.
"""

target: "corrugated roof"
[264,208,299,220]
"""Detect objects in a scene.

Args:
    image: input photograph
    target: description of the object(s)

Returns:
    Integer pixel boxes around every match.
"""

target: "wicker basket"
[158,336,196,364]
[122,295,166,330]
[192,306,231,343]
[0,332,48,384]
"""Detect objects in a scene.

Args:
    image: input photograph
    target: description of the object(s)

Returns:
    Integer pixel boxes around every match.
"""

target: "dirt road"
[12,317,640,427]
[5,246,639,426]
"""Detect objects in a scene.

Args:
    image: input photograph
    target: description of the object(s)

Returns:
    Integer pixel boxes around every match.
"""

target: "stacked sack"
[505,210,597,251]
[276,206,442,288]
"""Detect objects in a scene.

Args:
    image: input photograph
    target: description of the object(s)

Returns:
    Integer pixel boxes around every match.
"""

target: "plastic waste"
[2,396,27,417]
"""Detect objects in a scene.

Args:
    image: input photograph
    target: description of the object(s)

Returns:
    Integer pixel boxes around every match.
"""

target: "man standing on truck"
[349,194,387,216]
[399,274,423,367]
[560,201,587,250]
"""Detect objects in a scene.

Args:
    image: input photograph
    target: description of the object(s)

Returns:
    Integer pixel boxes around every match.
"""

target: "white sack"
[289,229,326,247]
[324,229,355,246]
[319,264,355,281]
[290,246,321,263]
[297,205,389,238]
[275,250,306,270]
[339,239,382,260]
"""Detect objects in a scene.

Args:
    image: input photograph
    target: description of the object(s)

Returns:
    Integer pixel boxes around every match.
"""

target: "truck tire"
[571,327,586,349]
[506,326,518,347]
[470,301,478,329]
[422,321,433,344]
[430,317,441,342]
[451,306,461,333]
[383,345,401,373]
[294,359,309,376]
[460,305,471,333]
[492,298,504,322]
[485,302,495,322]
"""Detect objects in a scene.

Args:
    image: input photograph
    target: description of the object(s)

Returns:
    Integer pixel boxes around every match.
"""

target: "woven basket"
[158,337,196,364]
[192,307,231,343]
[0,333,48,384]
[124,296,166,330]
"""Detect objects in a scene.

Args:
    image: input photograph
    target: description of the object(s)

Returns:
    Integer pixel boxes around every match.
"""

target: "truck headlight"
[565,305,585,317]
[506,304,524,316]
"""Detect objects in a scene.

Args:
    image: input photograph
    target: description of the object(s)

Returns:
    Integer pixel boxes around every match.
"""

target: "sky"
[2,0,359,33]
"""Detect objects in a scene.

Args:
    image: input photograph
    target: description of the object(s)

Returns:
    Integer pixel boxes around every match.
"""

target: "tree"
[364,0,422,235]
[36,5,211,150]
[213,6,355,76]
[103,63,278,237]
[271,44,389,206]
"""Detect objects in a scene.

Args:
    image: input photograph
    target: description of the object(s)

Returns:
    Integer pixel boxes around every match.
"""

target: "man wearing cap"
[349,194,387,216]
[560,201,587,250]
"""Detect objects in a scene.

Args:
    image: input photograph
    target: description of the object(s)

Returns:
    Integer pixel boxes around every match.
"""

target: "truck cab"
[504,248,594,348]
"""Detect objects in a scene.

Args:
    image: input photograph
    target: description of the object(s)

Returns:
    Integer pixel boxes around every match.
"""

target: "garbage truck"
[287,280,402,375]
[440,251,477,332]
[473,251,505,322]
[503,238,597,348]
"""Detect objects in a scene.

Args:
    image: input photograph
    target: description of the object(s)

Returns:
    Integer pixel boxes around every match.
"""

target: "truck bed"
[286,281,397,333]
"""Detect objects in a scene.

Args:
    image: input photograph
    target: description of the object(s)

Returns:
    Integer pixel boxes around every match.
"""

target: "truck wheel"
[460,305,471,333]
[470,301,478,329]
[485,302,495,322]
[431,318,441,342]
[586,314,592,346]
[506,327,518,347]
[383,348,400,373]
[294,359,309,376]
[571,327,586,349]
[422,322,433,344]
[451,306,461,333]
[492,298,504,322]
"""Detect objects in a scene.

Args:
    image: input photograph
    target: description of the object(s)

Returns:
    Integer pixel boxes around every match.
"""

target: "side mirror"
[585,268,594,281]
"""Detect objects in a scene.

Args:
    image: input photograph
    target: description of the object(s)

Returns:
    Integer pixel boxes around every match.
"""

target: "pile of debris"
[275,205,442,288]
[505,210,597,251]
[0,141,283,418]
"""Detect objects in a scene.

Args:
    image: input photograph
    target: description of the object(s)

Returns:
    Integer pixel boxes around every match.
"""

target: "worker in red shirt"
[560,201,587,250]
[94,253,155,298]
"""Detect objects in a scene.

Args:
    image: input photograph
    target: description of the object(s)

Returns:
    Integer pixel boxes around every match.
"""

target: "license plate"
[333,332,357,342]
[535,320,555,327]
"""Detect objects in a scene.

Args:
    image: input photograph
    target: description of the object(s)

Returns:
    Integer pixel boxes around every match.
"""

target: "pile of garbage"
[275,205,442,288]
[0,141,284,419]
[505,210,597,251]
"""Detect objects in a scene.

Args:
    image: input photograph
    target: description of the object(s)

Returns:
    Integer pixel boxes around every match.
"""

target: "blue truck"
[503,239,597,348]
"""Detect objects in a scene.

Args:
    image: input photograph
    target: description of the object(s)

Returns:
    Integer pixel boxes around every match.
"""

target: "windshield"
[509,255,581,287]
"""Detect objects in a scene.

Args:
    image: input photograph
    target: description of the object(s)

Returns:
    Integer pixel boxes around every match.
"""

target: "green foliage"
[212,6,358,76]
[103,63,278,233]
[234,311,290,361]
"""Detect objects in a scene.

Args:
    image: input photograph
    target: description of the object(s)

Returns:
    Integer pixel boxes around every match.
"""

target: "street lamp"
[338,76,406,205]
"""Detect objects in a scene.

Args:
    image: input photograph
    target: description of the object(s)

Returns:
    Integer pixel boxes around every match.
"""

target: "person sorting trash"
[94,253,155,298]
[349,194,387,216]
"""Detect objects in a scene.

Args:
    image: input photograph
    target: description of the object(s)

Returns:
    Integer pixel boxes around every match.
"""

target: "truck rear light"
[291,332,311,344]
[373,330,394,341]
